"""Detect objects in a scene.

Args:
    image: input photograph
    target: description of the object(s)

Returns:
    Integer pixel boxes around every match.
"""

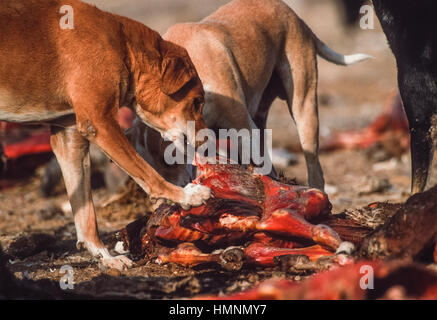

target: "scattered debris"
[344,202,401,229]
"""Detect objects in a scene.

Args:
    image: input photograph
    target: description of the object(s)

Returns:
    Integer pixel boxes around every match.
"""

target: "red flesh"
[244,243,334,266]
[143,160,341,267]
[321,92,410,152]
[157,243,221,267]
[198,261,437,300]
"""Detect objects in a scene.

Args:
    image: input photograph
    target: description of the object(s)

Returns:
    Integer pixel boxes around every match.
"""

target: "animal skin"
[0,0,212,270]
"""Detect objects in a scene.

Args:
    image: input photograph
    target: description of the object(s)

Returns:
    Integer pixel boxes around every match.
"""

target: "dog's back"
[0,0,68,120]
[0,0,127,123]
[164,0,306,110]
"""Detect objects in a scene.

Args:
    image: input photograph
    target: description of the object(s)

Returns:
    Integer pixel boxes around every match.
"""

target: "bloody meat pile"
[118,158,353,271]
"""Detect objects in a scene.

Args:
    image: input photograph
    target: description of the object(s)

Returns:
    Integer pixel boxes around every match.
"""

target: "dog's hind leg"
[276,38,325,191]
[50,126,133,270]
[253,75,284,178]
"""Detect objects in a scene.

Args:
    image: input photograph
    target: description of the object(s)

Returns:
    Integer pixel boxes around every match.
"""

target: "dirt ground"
[1,0,437,299]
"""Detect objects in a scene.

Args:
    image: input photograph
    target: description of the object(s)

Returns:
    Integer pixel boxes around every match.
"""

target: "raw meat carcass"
[0,122,52,188]
[321,92,409,154]
[118,159,351,270]
[197,261,437,300]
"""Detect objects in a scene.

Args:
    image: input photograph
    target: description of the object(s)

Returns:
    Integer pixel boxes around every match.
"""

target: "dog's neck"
[115,15,163,108]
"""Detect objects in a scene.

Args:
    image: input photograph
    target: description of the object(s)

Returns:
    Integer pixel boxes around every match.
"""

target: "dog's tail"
[314,36,373,66]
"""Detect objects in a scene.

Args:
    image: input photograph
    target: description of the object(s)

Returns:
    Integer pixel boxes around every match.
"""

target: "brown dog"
[128,0,371,191]
[0,0,211,269]
[164,0,371,190]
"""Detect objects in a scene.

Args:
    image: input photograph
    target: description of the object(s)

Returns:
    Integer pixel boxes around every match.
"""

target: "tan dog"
[0,0,212,269]
[139,0,369,190]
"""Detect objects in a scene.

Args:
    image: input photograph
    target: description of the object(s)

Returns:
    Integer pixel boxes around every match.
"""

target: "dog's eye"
[193,98,204,111]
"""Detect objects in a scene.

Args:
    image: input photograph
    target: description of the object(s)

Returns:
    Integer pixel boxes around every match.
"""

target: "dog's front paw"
[100,255,133,271]
[180,183,212,210]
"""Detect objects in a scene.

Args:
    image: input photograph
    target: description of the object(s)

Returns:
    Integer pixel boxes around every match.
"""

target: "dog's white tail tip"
[343,53,374,65]
[316,38,373,66]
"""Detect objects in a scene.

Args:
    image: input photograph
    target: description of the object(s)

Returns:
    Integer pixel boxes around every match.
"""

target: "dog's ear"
[160,56,194,96]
